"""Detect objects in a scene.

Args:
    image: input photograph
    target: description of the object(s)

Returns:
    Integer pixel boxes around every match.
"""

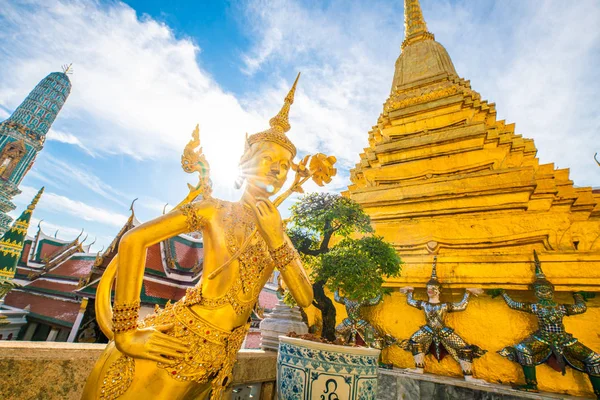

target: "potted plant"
[277,193,401,400]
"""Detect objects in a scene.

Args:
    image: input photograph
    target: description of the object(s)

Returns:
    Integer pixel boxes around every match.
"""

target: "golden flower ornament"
[309,153,337,186]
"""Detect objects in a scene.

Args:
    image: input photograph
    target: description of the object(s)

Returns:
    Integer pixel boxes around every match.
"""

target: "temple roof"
[3,289,80,327]
[44,254,96,282]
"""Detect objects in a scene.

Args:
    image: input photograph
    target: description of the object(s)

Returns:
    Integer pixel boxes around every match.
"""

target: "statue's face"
[426,284,441,298]
[243,142,293,197]
[534,284,554,301]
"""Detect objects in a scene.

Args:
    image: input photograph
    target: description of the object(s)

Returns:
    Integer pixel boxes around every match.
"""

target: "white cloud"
[47,128,94,155]
[38,154,130,208]
[0,0,263,171]
[27,217,84,241]
[15,185,128,228]
[240,0,397,169]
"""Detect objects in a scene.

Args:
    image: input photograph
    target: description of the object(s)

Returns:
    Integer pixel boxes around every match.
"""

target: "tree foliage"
[287,193,402,340]
[321,237,401,302]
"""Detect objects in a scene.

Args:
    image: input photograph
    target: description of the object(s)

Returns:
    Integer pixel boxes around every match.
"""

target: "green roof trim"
[77,284,97,296]
[170,235,203,248]
[25,286,78,299]
[164,235,203,272]
[27,312,74,328]
[144,267,167,278]
[34,237,69,261]
[17,239,32,267]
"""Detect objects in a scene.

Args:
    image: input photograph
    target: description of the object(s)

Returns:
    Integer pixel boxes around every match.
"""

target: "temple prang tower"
[344,0,600,396]
[0,68,72,233]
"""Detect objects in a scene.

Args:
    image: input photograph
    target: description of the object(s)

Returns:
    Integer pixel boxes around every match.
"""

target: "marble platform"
[377,368,594,400]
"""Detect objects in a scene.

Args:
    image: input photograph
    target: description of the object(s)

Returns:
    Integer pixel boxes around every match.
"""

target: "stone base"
[377,368,593,400]
[0,342,277,400]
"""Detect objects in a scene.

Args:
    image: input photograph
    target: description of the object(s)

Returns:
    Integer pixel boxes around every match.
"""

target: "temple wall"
[343,67,600,397]
[327,289,599,397]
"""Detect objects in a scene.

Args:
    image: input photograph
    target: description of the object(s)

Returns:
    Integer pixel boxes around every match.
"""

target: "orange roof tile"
[48,257,94,279]
[4,290,80,326]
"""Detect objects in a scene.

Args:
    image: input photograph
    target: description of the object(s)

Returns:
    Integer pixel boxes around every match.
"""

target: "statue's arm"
[564,293,587,315]
[406,292,422,309]
[107,201,213,362]
[278,234,314,308]
[501,292,533,313]
[448,292,470,312]
[115,202,212,306]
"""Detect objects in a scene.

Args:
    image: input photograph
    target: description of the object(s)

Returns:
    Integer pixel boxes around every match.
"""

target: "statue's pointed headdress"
[427,256,440,286]
[245,73,300,157]
[532,250,553,288]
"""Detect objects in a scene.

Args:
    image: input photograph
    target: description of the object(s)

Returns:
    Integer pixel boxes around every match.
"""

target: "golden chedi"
[343,0,600,397]
[82,74,337,400]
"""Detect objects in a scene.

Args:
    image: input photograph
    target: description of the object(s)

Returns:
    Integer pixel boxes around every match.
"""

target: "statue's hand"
[399,286,414,294]
[466,288,484,296]
[114,323,188,364]
[249,197,285,249]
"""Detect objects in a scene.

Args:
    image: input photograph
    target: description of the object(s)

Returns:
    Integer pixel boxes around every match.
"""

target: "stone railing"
[0,342,277,400]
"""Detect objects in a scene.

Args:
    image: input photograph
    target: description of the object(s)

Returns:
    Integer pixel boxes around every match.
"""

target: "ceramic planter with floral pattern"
[277,335,380,400]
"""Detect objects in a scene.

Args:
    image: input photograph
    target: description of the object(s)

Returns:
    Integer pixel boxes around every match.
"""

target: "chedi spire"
[0,187,44,289]
[403,0,433,47]
[391,0,457,90]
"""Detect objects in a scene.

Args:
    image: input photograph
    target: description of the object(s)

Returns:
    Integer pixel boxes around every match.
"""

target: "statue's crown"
[246,73,299,157]
[532,250,553,287]
[427,256,440,286]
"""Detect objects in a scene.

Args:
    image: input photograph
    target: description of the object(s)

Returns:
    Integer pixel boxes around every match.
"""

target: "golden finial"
[75,228,84,242]
[179,124,212,205]
[404,0,428,37]
[26,187,44,213]
[129,198,138,216]
[62,63,73,75]
[269,72,300,133]
[402,0,434,49]
[247,73,300,157]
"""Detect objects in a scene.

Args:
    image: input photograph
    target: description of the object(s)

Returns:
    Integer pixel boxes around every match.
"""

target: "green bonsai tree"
[287,193,402,341]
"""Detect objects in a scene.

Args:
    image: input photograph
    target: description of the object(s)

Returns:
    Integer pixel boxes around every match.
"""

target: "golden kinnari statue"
[82,74,337,400]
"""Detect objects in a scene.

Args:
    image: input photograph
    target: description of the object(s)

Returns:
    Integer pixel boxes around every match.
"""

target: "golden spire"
[404,0,428,37]
[25,187,44,214]
[247,73,300,157]
[269,72,300,134]
[390,0,456,90]
[402,0,434,49]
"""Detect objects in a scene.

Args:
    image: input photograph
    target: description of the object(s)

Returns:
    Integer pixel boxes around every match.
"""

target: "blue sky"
[0,0,599,251]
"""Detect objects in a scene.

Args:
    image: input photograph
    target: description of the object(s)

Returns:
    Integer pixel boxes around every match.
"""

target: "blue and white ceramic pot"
[277,335,380,400]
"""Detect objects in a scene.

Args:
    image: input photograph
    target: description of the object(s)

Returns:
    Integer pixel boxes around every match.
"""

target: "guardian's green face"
[533,284,554,301]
